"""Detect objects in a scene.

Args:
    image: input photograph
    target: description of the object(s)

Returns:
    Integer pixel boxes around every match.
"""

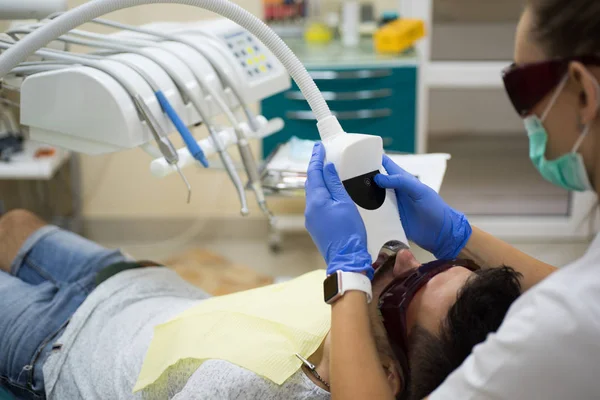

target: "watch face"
[324,273,340,303]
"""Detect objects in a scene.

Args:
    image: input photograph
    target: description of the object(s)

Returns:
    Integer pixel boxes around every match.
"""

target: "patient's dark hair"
[401,266,522,400]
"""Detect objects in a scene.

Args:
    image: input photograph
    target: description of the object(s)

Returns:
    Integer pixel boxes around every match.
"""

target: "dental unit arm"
[0,0,408,260]
[0,36,197,202]
[58,21,275,220]
[7,18,285,214]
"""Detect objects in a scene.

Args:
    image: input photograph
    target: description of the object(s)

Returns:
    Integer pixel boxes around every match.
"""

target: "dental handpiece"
[233,126,275,222]
[133,94,178,164]
[208,124,250,216]
[133,93,192,203]
[183,89,249,216]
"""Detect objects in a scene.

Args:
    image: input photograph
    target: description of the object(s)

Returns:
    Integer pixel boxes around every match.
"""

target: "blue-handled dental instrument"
[154,90,209,168]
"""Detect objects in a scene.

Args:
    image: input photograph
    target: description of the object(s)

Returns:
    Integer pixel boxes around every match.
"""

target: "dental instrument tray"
[259,141,452,197]
[260,143,306,197]
[258,142,307,197]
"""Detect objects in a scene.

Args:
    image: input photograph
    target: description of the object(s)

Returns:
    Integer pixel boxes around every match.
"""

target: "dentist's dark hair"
[529,0,600,57]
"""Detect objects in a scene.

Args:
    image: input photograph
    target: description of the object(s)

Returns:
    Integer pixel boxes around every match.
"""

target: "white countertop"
[0,140,70,180]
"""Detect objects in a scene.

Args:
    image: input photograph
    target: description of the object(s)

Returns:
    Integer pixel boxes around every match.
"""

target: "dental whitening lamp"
[0,0,408,260]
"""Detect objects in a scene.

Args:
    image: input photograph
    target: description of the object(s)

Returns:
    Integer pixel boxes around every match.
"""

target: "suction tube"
[0,0,336,130]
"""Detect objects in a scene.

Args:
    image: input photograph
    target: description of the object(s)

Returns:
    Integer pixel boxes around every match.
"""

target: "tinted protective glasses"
[502,56,600,117]
[377,259,480,387]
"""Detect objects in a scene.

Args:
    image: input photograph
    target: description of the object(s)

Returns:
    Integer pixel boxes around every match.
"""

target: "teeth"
[372,240,409,270]
[381,240,409,252]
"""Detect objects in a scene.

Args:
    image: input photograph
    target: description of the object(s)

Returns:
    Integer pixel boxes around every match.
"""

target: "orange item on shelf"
[34,147,56,158]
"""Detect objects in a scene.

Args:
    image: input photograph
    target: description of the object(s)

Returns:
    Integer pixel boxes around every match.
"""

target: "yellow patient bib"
[133,270,330,392]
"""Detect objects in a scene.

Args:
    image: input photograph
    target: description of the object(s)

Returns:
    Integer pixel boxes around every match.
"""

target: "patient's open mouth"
[372,241,409,271]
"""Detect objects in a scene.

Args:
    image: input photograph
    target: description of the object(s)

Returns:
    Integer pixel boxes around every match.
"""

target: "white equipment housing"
[0,0,67,20]
[324,132,409,259]
[19,19,291,155]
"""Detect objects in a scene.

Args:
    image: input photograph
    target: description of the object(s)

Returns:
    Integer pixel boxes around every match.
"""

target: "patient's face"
[372,249,475,335]
[370,248,476,348]
[368,249,476,394]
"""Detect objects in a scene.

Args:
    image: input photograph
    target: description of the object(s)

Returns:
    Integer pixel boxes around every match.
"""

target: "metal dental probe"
[133,93,192,203]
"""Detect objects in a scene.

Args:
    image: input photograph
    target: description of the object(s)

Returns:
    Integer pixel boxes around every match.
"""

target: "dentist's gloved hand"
[374,155,472,260]
[305,142,374,280]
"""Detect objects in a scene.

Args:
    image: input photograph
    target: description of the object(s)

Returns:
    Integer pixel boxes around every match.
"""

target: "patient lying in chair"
[0,210,522,400]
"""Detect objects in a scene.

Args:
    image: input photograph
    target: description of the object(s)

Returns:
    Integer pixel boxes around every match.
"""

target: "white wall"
[429,22,523,135]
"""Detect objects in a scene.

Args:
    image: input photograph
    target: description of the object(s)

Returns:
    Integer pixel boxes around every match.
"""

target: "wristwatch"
[323,270,373,304]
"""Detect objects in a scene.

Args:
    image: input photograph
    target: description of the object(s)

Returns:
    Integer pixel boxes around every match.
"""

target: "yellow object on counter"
[374,19,426,54]
[304,22,333,44]
[133,270,330,392]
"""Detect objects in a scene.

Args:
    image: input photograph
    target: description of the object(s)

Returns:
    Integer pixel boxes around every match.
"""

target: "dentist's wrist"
[326,253,374,280]
[434,211,473,260]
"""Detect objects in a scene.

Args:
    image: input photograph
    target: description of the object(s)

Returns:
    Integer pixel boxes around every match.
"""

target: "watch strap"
[340,271,373,303]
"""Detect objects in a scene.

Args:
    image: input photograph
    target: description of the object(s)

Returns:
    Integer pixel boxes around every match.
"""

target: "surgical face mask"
[524,75,596,192]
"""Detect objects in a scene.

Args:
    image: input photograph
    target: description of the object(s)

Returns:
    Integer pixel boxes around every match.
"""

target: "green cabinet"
[261,40,419,158]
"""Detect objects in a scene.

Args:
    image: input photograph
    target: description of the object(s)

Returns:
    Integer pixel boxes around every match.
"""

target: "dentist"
[305,0,600,398]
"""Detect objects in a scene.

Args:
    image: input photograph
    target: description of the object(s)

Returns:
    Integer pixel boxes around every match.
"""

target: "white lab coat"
[430,233,600,400]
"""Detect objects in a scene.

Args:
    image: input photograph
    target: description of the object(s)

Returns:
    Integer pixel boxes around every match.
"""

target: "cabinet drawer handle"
[382,137,394,147]
[285,89,393,101]
[286,109,392,121]
[308,69,393,80]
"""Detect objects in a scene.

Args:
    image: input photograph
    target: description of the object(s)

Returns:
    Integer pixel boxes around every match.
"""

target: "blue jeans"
[0,226,127,399]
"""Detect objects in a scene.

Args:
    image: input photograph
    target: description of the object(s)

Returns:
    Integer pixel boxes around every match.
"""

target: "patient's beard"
[369,306,397,367]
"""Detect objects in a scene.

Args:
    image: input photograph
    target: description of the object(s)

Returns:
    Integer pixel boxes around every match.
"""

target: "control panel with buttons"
[222,30,274,79]
[175,18,290,105]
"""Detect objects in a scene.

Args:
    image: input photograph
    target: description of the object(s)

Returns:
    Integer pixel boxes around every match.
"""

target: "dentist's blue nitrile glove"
[305,142,374,280]
[374,155,472,260]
